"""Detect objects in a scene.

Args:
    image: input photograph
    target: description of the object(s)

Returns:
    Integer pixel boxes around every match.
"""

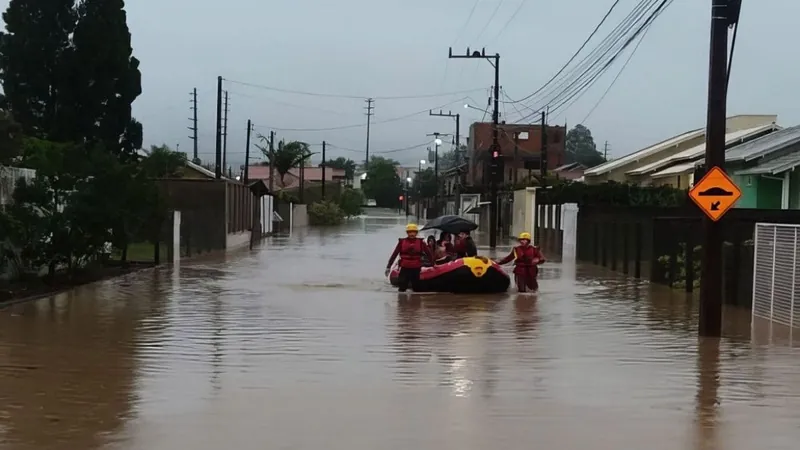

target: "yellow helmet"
[406,223,419,232]
[519,232,531,240]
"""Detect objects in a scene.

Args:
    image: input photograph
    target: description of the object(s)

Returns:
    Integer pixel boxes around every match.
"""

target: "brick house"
[467,122,567,186]
[247,165,346,189]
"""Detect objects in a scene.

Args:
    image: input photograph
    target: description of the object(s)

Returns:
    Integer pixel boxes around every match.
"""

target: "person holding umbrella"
[495,232,545,292]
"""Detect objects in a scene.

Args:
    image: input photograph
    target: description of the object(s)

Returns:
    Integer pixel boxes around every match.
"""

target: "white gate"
[752,223,800,328]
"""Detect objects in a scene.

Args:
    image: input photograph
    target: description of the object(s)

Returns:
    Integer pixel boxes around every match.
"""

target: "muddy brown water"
[1,213,800,449]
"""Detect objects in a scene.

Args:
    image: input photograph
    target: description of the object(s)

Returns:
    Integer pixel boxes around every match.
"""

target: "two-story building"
[466,122,566,187]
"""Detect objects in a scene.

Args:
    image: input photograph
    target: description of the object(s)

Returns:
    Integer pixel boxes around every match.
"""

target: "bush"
[339,187,363,217]
[308,200,345,226]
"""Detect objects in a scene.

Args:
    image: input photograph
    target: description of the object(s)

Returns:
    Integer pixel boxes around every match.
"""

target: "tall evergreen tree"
[0,0,76,138]
[66,0,142,156]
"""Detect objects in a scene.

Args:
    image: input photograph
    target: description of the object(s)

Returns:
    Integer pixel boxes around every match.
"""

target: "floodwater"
[1,211,800,450]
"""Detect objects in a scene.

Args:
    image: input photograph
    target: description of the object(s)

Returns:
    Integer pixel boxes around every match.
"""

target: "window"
[518,131,529,140]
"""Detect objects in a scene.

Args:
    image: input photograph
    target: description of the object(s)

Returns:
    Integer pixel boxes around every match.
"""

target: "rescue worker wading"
[385,224,435,292]
[495,232,545,292]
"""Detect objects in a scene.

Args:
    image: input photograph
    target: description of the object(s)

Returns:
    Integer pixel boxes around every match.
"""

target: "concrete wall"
[511,187,537,241]
[292,204,308,227]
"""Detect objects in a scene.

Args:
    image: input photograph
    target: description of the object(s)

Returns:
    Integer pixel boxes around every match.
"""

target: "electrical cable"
[514,0,668,122]
[488,0,529,44]
[516,0,657,116]
[473,0,506,43]
[504,0,622,104]
[543,0,672,121]
[224,79,484,100]
[250,98,468,132]
[579,19,653,124]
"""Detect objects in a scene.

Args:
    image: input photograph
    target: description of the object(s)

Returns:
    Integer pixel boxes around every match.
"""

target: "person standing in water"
[495,232,545,292]
[385,224,434,292]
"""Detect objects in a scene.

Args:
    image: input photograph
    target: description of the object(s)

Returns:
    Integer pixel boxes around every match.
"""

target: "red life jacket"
[399,238,424,269]
[513,245,538,266]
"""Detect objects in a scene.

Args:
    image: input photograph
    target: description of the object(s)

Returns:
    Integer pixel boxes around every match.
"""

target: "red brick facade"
[467,122,566,186]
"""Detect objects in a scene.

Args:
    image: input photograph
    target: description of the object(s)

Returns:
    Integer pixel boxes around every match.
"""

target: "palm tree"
[254,135,312,188]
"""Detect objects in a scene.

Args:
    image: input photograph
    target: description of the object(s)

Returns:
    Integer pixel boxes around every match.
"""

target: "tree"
[141,144,187,178]
[64,0,142,157]
[255,138,311,188]
[338,187,363,216]
[412,167,438,199]
[362,156,402,207]
[0,110,22,164]
[322,156,357,181]
[565,124,605,168]
[0,0,76,137]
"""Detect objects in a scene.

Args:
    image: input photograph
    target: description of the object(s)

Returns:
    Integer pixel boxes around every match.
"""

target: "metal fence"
[752,223,800,328]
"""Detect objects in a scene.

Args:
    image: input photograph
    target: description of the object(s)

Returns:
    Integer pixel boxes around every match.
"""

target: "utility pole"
[268,131,275,192]
[215,76,223,179]
[449,47,500,248]
[540,111,549,184]
[699,0,737,337]
[429,109,462,214]
[513,131,520,185]
[244,120,253,184]
[364,98,374,168]
[604,141,610,160]
[188,88,198,163]
[427,132,451,217]
[222,90,229,174]
[321,141,327,200]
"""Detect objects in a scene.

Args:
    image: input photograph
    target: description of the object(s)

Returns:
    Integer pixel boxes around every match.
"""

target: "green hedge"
[308,200,345,226]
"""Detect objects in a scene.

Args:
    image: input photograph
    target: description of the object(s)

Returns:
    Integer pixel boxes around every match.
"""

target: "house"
[637,123,779,188]
[553,162,587,181]
[246,165,346,189]
[583,114,778,185]
[466,122,567,187]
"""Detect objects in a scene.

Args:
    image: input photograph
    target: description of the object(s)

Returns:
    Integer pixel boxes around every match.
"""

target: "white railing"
[752,223,800,329]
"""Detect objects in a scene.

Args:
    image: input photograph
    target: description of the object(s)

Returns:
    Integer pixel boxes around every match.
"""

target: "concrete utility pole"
[268,131,275,192]
[244,120,253,184]
[188,88,198,163]
[321,141,327,200]
[429,109,462,214]
[699,0,738,337]
[215,76,223,179]
[604,141,610,160]
[222,90,229,173]
[364,98,374,168]
[449,47,500,248]
[427,132,451,217]
[540,111,548,184]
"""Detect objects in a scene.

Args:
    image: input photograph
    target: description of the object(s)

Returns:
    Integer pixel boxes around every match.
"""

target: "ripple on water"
[2,221,800,449]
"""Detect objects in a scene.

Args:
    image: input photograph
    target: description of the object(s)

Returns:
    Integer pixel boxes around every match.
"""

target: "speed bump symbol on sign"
[688,166,742,221]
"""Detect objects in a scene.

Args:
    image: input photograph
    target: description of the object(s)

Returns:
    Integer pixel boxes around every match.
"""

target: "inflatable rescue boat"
[389,256,510,293]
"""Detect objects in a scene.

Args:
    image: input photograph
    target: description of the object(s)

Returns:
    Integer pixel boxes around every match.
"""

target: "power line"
[250,97,468,132]
[224,78,485,100]
[579,20,653,124]
[505,0,622,104]
[516,0,651,113]
[473,0,506,43]
[451,0,481,46]
[544,0,671,121]
[488,0,529,44]
[514,0,669,122]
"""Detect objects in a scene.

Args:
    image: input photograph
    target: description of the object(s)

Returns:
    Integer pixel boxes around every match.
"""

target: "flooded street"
[2,211,800,450]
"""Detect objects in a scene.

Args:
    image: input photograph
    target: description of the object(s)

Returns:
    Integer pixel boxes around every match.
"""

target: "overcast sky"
[4,0,797,168]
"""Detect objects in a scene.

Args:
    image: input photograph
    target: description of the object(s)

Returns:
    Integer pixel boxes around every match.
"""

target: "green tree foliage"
[338,187,363,217]
[538,179,687,207]
[0,0,76,137]
[411,167,438,199]
[141,144,187,178]
[0,110,22,164]
[362,156,402,207]
[307,200,344,226]
[565,124,605,168]
[255,137,312,187]
[322,156,357,181]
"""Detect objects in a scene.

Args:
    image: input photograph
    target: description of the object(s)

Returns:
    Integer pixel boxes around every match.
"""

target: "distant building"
[553,162,587,181]
[466,122,567,187]
[247,165,346,189]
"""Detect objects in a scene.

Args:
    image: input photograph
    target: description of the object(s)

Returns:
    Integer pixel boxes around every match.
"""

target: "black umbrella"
[420,215,478,234]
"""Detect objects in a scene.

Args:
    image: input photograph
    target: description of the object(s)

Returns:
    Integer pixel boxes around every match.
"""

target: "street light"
[464,103,493,116]
[434,138,443,146]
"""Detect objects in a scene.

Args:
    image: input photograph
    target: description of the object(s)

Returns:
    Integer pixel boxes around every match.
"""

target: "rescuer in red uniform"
[385,224,435,292]
[495,232,545,292]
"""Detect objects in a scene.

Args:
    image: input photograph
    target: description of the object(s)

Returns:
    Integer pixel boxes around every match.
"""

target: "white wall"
[260,195,274,234]
[561,203,579,262]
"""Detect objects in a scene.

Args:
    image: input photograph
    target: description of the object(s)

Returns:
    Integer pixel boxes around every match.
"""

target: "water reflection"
[1,213,800,449]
